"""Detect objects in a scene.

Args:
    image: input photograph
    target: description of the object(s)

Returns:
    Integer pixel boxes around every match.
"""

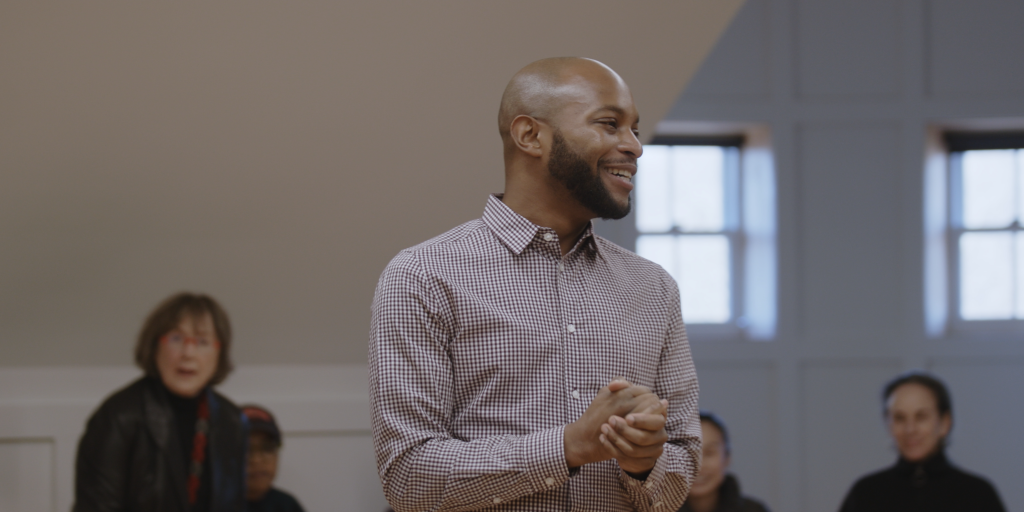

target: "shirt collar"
[482,194,600,258]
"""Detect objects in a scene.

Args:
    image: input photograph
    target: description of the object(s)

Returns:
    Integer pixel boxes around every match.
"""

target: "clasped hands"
[564,378,669,477]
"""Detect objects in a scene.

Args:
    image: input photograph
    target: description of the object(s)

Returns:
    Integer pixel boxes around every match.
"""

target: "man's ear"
[509,115,545,158]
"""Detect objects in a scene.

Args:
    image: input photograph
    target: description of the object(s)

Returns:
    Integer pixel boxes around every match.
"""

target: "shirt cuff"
[618,454,671,511]
[524,425,572,493]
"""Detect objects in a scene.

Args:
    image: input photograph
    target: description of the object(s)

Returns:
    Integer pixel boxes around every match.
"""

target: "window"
[633,132,776,339]
[636,136,741,324]
[946,131,1024,323]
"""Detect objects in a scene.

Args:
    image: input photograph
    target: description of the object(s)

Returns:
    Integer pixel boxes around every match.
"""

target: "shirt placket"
[558,249,596,512]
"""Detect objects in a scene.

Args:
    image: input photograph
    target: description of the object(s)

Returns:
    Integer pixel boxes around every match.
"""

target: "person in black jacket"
[678,412,770,512]
[73,292,247,512]
[838,372,1005,512]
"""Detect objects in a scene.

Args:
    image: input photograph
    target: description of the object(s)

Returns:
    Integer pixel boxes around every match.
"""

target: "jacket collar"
[894,449,951,487]
[481,194,601,259]
[717,474,744,508]
[142,377,191,509]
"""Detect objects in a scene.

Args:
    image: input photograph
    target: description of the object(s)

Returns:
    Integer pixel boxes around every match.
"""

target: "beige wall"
[0,1,743,366]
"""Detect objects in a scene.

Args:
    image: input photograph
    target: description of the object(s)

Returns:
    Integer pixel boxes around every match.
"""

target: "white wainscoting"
[0,364,387,512]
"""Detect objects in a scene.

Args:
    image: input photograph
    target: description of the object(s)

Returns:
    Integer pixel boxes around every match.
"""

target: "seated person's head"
[690,412,731,500]
[135,293,234,398]
[242,405,283,501]
[882,372,952,463]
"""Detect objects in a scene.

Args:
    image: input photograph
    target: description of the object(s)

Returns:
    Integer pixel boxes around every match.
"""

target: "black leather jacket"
[73,377,247,512]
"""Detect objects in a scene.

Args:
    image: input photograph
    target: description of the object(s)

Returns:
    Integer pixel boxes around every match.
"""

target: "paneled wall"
[0,365,383,512]
[609,0,1024,510]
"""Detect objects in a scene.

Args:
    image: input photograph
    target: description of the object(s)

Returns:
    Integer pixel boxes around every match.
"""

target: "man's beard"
[548,130,632,220]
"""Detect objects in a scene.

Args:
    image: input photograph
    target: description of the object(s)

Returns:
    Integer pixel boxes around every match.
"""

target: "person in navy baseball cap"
[241,405,305,512]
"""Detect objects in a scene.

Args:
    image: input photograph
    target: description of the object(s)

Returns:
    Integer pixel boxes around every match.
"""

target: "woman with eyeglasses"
[73,292,247,512]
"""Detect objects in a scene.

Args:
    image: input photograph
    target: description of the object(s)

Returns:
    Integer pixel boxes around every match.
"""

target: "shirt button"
[545,477,555,486]
[543,233,554,241]
[566,324,575,334]
[571,390,580,399]
[493,497,502,504]
[557,262,564,272]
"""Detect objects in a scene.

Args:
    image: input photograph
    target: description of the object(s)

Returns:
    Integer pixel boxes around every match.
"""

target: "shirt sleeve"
[369,252,572,512]
[616,276,702,512]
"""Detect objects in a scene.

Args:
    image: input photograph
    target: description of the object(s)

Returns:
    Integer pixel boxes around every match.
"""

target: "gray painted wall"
[600,0,1024,510]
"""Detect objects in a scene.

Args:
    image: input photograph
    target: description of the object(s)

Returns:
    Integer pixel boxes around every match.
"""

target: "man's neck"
[500,187,592,256]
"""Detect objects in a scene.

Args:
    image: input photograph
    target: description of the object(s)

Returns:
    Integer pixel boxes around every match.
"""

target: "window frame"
[637,135,746,335]
[943,130,1024,332]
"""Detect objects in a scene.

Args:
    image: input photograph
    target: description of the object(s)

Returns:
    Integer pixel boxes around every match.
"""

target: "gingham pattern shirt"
[370,195,701,511]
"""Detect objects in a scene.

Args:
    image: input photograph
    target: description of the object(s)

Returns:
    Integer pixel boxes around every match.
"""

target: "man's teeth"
[608,170,632,182]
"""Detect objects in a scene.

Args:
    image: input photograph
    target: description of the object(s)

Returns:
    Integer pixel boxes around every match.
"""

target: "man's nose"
[619,130,643,159]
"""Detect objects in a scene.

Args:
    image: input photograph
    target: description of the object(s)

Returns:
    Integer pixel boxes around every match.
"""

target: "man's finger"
[608,423,667,448]
[601,429,666,463]
[602,424,664,457]
[628,400,666,418]
[624,412,667,432]
[622,396,665,420]
[610,383,652,396]
[601,423,636,455]
[599,432,626,459]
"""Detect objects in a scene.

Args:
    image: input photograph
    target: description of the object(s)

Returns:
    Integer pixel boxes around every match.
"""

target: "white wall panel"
[796,0,901,98]
[929,358,1024,512]
[801,361,901,512]
[0,439,53,512]
[695,362,778,509]
[798,123,903,346]
[927,0,1024,96]
[275,433,388,512]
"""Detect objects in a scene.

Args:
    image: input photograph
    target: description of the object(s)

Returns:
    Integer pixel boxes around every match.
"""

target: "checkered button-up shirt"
[370,195,701,511]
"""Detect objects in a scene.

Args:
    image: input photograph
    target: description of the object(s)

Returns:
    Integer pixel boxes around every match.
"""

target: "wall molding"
[0,364,372,512]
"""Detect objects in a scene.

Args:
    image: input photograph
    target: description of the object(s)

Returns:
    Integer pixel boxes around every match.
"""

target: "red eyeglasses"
[160,332,221,352]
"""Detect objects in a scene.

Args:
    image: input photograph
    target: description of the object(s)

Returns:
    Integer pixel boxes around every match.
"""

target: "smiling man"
[369,57,701,511]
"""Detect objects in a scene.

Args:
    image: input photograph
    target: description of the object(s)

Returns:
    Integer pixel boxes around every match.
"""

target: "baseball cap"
[242,404,282,446]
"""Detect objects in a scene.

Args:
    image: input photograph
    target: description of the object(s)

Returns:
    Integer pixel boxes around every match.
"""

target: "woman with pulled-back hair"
[73,292,247,512]
[677,412,769,512]
[838,371,1005,512]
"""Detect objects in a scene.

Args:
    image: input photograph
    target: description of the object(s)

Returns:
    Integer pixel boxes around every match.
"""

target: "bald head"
[498,57,630,148]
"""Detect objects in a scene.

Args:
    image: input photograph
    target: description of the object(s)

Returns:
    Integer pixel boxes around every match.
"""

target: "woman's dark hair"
[699,411,731,455]
[882,371,952,419]
[134,292,234,386]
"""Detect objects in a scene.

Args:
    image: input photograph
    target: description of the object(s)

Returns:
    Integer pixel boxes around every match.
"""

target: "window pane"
[636,235,677,283]
[960,232,1014,320]
[1017,233,1024,319]
[672,146,724,232]
[961,149,1016,229]
[677,235,731,323]
[1017,150,1024,224]
[636,145,673,232]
